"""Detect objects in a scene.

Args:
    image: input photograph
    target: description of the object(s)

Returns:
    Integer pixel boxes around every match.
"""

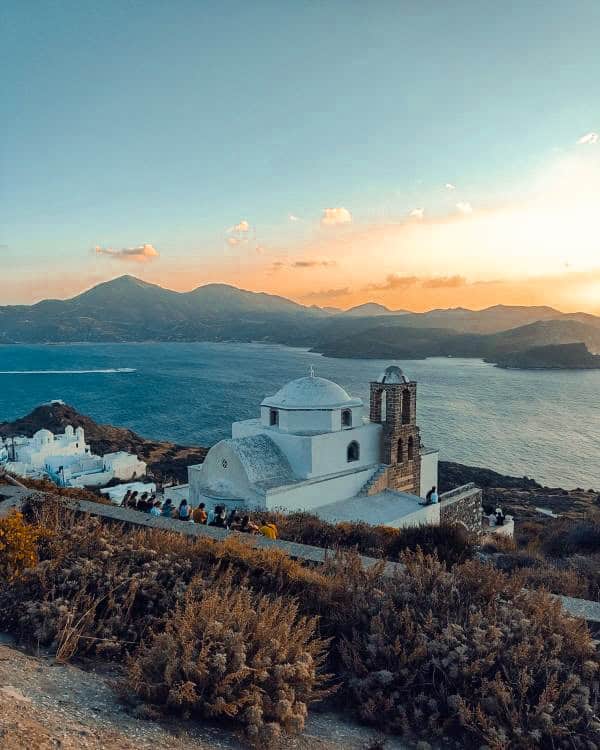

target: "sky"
[2,1,600,312]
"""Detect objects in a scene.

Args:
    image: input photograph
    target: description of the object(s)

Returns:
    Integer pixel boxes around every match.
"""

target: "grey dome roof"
[376,365,409,384]
[262,375,362,410]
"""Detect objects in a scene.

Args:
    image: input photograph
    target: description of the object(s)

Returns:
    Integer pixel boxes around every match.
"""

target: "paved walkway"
[2,485,600,624]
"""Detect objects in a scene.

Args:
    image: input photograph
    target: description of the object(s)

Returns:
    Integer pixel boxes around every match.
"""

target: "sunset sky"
[2,1,600,313]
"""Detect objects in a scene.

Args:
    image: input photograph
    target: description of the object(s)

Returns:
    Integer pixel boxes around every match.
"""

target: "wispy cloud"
[445,183,456,190]
[321,207,352,226]
[364,273,419,291]
[228,219,250,233]
[94,243,159,262]
[302,287,351,301]
[422,275,467,288]
[456,201,473,214]
[288,214,300,222]
[409,207,424,219]
[272,258,337,271]
[577,132,599,145]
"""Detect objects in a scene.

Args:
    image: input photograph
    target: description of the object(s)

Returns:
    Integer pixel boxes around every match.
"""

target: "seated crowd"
[119,490,278,539]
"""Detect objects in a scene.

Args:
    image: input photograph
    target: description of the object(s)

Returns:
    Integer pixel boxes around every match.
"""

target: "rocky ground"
[0,634,407,750]
[439,461,599,523]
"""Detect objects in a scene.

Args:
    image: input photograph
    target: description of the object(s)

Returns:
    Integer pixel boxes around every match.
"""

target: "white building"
[1,425,146,488]
[186,366,442,529]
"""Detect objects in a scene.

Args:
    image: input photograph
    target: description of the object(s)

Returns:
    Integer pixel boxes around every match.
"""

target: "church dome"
[262,375,362,410]
[377,365,409,384]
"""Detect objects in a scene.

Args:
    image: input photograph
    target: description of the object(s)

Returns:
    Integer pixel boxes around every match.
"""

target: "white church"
[1,425,147,488]
[187,366,443,528]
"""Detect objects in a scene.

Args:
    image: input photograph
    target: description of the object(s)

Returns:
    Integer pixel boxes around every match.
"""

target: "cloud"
[364,273,419,291]
[577,132,599,145]
[422,275,467,289]
[456,201,473,214]
[288,214,300,222]
[94,243,159,262]
[228,219,250,233]
[409,207,424,219]
[321,207,352,226]
[445,183,456,190]
[226,237,240,246]
[302,287,351,301]
[272,258,337,271]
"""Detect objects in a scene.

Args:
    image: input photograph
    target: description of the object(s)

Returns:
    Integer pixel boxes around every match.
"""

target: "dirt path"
[0,636,408,750]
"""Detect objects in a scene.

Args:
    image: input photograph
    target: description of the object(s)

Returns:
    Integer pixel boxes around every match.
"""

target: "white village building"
[186,366,447,528]
[1,425,146,488]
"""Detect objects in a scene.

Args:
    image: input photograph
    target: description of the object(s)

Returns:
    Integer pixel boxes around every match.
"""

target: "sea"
[0,342,598,490]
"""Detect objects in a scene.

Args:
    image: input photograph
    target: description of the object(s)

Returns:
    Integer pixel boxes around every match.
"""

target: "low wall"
[440,483,483,533]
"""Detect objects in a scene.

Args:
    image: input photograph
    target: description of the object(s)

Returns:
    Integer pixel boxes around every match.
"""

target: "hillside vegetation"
[0,497,598,749]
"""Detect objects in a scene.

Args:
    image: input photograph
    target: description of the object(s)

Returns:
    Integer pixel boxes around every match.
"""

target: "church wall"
[189,442,253,503]
[265,465,378,512]
[419,450,439,499]
[309,423,381,478]
[387,503,440,529]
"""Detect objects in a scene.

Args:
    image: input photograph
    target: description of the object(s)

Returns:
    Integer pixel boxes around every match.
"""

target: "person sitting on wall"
[127,491,139,509]
[259,520,278,540]
[192,502,208,525]
[425,486,434,505]
[209,506,227,528]
[120,489,131,508]
[150,501,162,517]
[227,509,242,529]
[495,507,505,526]
[138,492,150,512]
[178,499,191,521]
[161,498,174,517]
[238,515,259,534]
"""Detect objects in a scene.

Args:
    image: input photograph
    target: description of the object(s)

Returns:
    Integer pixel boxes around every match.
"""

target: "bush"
[542,517,600,558]
[127,577,331,746]
[262,511,475,566]
[338,551,600,748]
[0,511,45,582]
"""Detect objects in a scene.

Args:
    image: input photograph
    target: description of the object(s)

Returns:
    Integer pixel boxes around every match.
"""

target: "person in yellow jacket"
[259,521,278,540]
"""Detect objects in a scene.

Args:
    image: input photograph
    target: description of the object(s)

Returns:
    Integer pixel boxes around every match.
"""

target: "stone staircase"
[358,465,388,496]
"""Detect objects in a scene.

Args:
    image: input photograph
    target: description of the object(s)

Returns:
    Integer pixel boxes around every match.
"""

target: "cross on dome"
[309,365,315,377]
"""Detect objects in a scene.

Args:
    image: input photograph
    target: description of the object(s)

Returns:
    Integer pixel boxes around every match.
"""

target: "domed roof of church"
[262,375,363,410]
[376,365,409,384]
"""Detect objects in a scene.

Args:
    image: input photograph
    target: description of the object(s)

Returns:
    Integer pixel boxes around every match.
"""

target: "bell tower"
[369,365,421,495]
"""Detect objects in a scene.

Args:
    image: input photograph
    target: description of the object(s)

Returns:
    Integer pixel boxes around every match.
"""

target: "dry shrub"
[262,511,475,565]
[127,576,331,746]
[338,550,600,749]
[541,516,600,558]
[0,510,46,582]
[514,564,589,599]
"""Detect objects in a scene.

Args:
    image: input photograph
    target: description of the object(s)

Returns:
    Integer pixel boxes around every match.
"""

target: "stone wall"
[439,484,483,533]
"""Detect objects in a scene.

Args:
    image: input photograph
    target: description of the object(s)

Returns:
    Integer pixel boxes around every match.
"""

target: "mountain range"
[1,275,599,368]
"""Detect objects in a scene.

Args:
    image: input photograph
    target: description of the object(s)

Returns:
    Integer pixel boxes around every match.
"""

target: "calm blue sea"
[0,343,598,490]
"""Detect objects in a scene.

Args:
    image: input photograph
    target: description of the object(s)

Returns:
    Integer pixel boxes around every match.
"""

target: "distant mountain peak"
[342,302,408,317]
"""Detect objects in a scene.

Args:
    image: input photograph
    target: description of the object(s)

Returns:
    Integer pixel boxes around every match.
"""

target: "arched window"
[341,408,352,428]
[347,441,360,462]
[397,438,404,463]
[269,409,279,426]
[402,389,411,425]
[408,435,415,460]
